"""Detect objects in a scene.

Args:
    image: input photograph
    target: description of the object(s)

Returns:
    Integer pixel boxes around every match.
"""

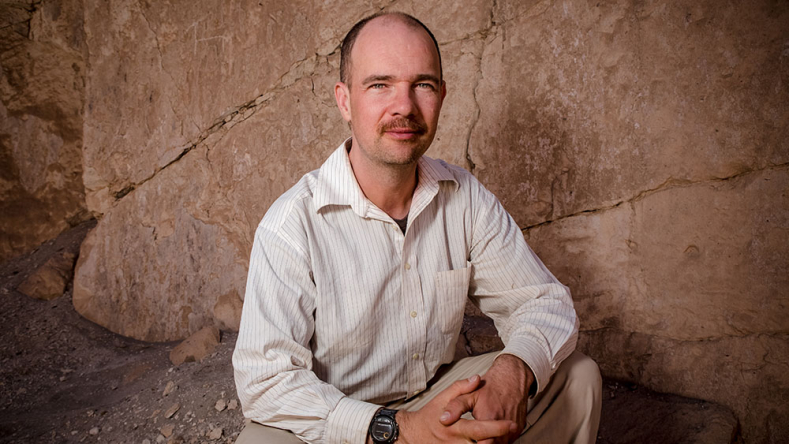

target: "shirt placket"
[400,228,427,397]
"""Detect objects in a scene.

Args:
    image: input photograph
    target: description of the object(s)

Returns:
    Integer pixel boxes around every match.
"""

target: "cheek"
[421,101,443,123]
[351,100,385,125]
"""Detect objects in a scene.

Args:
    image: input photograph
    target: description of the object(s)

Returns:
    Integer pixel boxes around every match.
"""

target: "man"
[233,12,602,444]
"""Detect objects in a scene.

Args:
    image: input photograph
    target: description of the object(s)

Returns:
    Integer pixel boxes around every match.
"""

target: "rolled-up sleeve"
[468,184,579,395]
[233,225,379,444]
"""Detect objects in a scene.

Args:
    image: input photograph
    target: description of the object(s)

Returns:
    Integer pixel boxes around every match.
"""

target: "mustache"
[379,117,426,134]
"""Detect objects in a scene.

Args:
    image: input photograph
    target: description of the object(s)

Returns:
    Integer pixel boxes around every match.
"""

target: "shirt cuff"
[498,338,551,396]
[325,396,380,444]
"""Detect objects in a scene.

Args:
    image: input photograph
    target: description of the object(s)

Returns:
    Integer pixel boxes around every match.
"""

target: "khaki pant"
[236,351,602,443]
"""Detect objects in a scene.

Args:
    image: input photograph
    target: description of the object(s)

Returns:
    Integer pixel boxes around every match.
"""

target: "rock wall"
[68,0,787,442]
[0,0,88,263]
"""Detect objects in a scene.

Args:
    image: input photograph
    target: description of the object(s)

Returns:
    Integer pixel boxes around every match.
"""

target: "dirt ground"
[0,222,245,444]
[0,223,740,444]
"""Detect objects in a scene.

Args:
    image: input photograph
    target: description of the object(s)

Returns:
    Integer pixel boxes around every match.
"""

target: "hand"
[440,355,533,444]
[395,375,517,444]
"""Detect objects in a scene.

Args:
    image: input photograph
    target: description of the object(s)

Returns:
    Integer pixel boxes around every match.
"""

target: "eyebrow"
[362,75,395,85]
[361,74,441,85]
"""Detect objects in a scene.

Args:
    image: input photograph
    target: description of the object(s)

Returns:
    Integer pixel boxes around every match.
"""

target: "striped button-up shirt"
[233,140,578,444]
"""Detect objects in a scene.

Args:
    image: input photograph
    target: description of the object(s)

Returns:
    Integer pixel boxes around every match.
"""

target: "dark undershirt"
[392,216,408,234]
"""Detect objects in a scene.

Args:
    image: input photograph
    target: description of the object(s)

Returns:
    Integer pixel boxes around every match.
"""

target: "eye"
[416,83,436,90]
[370,83,386,89]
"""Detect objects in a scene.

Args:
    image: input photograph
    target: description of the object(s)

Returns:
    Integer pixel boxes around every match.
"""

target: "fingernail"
[440,412,450,422]
[467,375,477,383]
[510,422,518,432]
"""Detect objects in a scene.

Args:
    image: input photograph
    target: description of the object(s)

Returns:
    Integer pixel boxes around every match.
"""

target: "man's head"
[334,13,446,168]
[339,12,443,87]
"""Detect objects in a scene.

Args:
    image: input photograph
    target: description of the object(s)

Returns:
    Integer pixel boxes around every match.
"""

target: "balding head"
[339,12,442,87]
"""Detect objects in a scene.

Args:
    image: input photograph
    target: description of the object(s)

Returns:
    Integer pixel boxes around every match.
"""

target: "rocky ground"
[0,224,741,444]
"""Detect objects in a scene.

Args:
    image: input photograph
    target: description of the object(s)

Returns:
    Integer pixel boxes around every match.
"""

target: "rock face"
[471,1,789,228]
[0,0,89,263]
[61,0,788,442]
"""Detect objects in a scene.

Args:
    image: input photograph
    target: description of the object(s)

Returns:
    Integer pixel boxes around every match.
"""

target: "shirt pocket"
[433,262,472,337]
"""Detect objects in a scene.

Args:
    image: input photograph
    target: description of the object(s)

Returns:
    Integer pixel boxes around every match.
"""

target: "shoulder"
[258,169,319,236]
[422,156,496,203]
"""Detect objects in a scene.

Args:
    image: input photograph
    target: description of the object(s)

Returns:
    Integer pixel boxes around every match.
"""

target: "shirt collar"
[313,138,459,217]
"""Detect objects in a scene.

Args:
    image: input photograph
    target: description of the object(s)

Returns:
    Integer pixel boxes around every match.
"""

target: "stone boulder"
[169,326,221,365]
[17,250,77,300]
[213,291,243,332]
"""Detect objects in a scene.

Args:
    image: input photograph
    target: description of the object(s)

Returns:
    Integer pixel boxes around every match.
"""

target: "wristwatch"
[369,408,399,443]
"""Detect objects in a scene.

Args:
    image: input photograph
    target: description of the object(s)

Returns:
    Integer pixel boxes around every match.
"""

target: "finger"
[441,374,481,401]
[440,393,475,425]
[455,418,515,442]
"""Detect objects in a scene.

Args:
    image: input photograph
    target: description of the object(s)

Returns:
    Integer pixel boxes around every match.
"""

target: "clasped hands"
[396,355,533,444]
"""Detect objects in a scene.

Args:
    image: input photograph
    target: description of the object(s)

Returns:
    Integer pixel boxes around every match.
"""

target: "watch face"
[372,416,396,442]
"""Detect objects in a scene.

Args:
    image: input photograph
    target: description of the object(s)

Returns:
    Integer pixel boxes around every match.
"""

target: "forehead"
[350,17,440,81]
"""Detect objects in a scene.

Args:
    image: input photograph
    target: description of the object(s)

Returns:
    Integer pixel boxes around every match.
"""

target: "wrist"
[393,410,413,444]
[494,354,534,394]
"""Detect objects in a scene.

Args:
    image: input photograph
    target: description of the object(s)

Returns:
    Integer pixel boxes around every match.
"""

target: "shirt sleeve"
[467,183,579,395]
[232,224,380,444]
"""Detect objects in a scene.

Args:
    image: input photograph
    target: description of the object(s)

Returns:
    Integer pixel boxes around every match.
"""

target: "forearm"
[234,329,380,443]
[490,354,535,396]
[236,225,380,443]
[495,294,579,395]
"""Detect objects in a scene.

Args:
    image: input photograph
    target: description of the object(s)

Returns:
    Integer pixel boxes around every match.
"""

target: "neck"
[348,140,418,220]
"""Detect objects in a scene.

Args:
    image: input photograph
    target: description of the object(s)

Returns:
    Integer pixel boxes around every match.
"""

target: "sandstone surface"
[471,0,789,228]
[0,0,88,263]
[169,326,220,365]
[527,166,789,441]
[80,0,484,214]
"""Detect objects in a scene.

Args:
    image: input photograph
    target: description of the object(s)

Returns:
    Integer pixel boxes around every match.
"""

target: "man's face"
[334,18,446,167]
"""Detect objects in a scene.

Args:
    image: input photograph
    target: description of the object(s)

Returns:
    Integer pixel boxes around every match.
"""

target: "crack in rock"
[521,161,789,232]
[107,52,331,202]
[108,3,522,205]
[464,47,484,174]
[460,0,501,174]
[580,326,789,343]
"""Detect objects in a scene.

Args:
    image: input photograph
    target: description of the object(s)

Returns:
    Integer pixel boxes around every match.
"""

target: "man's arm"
[467,180,578,396]
[438,178,579,442]
[233,224,380,444]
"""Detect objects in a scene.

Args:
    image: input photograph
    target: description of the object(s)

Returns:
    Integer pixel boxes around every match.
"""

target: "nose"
[389,84,416,117]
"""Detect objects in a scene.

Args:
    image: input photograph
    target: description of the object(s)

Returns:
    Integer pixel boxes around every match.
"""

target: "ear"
[440,80,447,102]
[334,82,352,122]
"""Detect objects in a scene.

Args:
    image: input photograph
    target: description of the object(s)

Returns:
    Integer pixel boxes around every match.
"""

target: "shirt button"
[412,353,419,359]
[410,311,417,318]
[404,262,411,270]
[413,390,421,396]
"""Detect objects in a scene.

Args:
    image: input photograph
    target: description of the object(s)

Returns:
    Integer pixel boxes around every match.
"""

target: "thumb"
[437,375,481,425]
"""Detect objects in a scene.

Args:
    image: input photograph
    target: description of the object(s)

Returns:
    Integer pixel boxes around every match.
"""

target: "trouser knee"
[544,351,603,419]
[563,351,603,396]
